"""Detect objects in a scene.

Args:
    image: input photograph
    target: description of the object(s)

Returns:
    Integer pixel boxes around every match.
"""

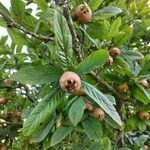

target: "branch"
[0,10,54,42]
[62,1,83,62]
[90,72,122,98]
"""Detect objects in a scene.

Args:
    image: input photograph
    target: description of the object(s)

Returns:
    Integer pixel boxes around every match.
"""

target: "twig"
[0,10,53,42]
[62,1,83,62]
[90,71,124,100]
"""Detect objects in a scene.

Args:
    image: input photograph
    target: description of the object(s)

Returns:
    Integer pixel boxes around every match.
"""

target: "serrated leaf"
[11,0,25,23]
[82,81,122,126]
[11,65,63,85]
[93,6,123,19]
[88,0,103,11]
[7,28,31,46]
[76,49,109,74]
[82,116,102,140]
[87,21,110,40]
[54,10,72,68]
[23,88,65,136]
[110,17,121,38]
[69,97,85,126]
[33,0,48,11]
[51,125,73,146]
[32,117,55,142]
[132,84,150,104]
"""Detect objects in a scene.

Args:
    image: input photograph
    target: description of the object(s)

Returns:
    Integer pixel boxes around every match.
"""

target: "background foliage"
[0,0,150,149]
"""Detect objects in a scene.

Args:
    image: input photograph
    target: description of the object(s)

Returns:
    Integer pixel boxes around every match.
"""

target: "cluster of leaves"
[0,0,150,149]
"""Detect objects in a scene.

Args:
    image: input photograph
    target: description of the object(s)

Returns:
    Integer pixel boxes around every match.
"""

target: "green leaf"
[110,17,121,38]
[76,49,109,74]
[82,81,122,126]
[69,97,85,126]
[113,27,133,45]
[138,121,147,132]
[11,0,25,23]
[7,28,31,46]
[0,2,11,16]
[93,6,123,19]
[32,117,55,142]
[100,137,112,150]
[82,116,102,140]
[88,0,103,11]
[87,21,110,40]
[33,0,48,11]
[54,10,72,68]
[11,65,63,85]
[132,84,150,104]
[123,51,144,60]
[23,88,65,136]
[51,125,73,146]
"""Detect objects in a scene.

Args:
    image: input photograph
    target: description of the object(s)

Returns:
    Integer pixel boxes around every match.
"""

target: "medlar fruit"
[0,146,8,150]
[75,89,84,96]
[75,4,92,23]
[107,55,113,65]
[109,47,121,58]
[140,79,149,89]
[0,97,8,105]
[139,111,150,120]
[3,79,14,87]
[59,71,81,93]
[84,101,94,112]
[16,112,22,118]
[92,108,105,121]
[118,83,129,93]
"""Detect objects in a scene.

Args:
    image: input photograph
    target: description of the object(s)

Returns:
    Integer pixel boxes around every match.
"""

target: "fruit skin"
[0,97,8,105]
[75,4,92,23]
[15,111,22,118]
[139,111,150,120]
[92,108,105,121]
[3,79,14,87]
[107,55,113,65]
[118,83,129,93]
[59,71,81,93]
[109,47,121,58]
[84,101,94,112]
[0,146,8,150]
[140,79,149,89]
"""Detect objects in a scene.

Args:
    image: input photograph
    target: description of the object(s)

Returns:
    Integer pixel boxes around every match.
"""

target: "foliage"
[0,0,150,149]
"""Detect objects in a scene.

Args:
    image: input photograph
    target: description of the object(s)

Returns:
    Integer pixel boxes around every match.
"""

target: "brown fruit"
[140,79,149,89]
[84,101,94,112]
[16,112,22,118]
[75,4,92,23]
[0,146,7,150]
[139,111,150,120]
[59,71,81,93]
[107,55,113,65]
[143,145,149,150]
[28,139,34,145]
[109,47,121,58]
[0,97,8,105]
[92,108,105,121]
[3,79,14,87]
[118,83,129,93]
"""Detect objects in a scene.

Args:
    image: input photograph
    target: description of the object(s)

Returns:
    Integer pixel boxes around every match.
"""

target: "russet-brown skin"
[92,108,105,121]
[3,79,14,87]
[139,111,150,120]
[59,71,81,93]
[15,112,22,118]
[75,89,84,96]
[109,47,121,58]
[84,101,94,112]
[118,83,129,93]
[140,79,149,89]
[75,4,92,23]
[0,97,8,105]
[0,146,8,150]
[107,55,113,65]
